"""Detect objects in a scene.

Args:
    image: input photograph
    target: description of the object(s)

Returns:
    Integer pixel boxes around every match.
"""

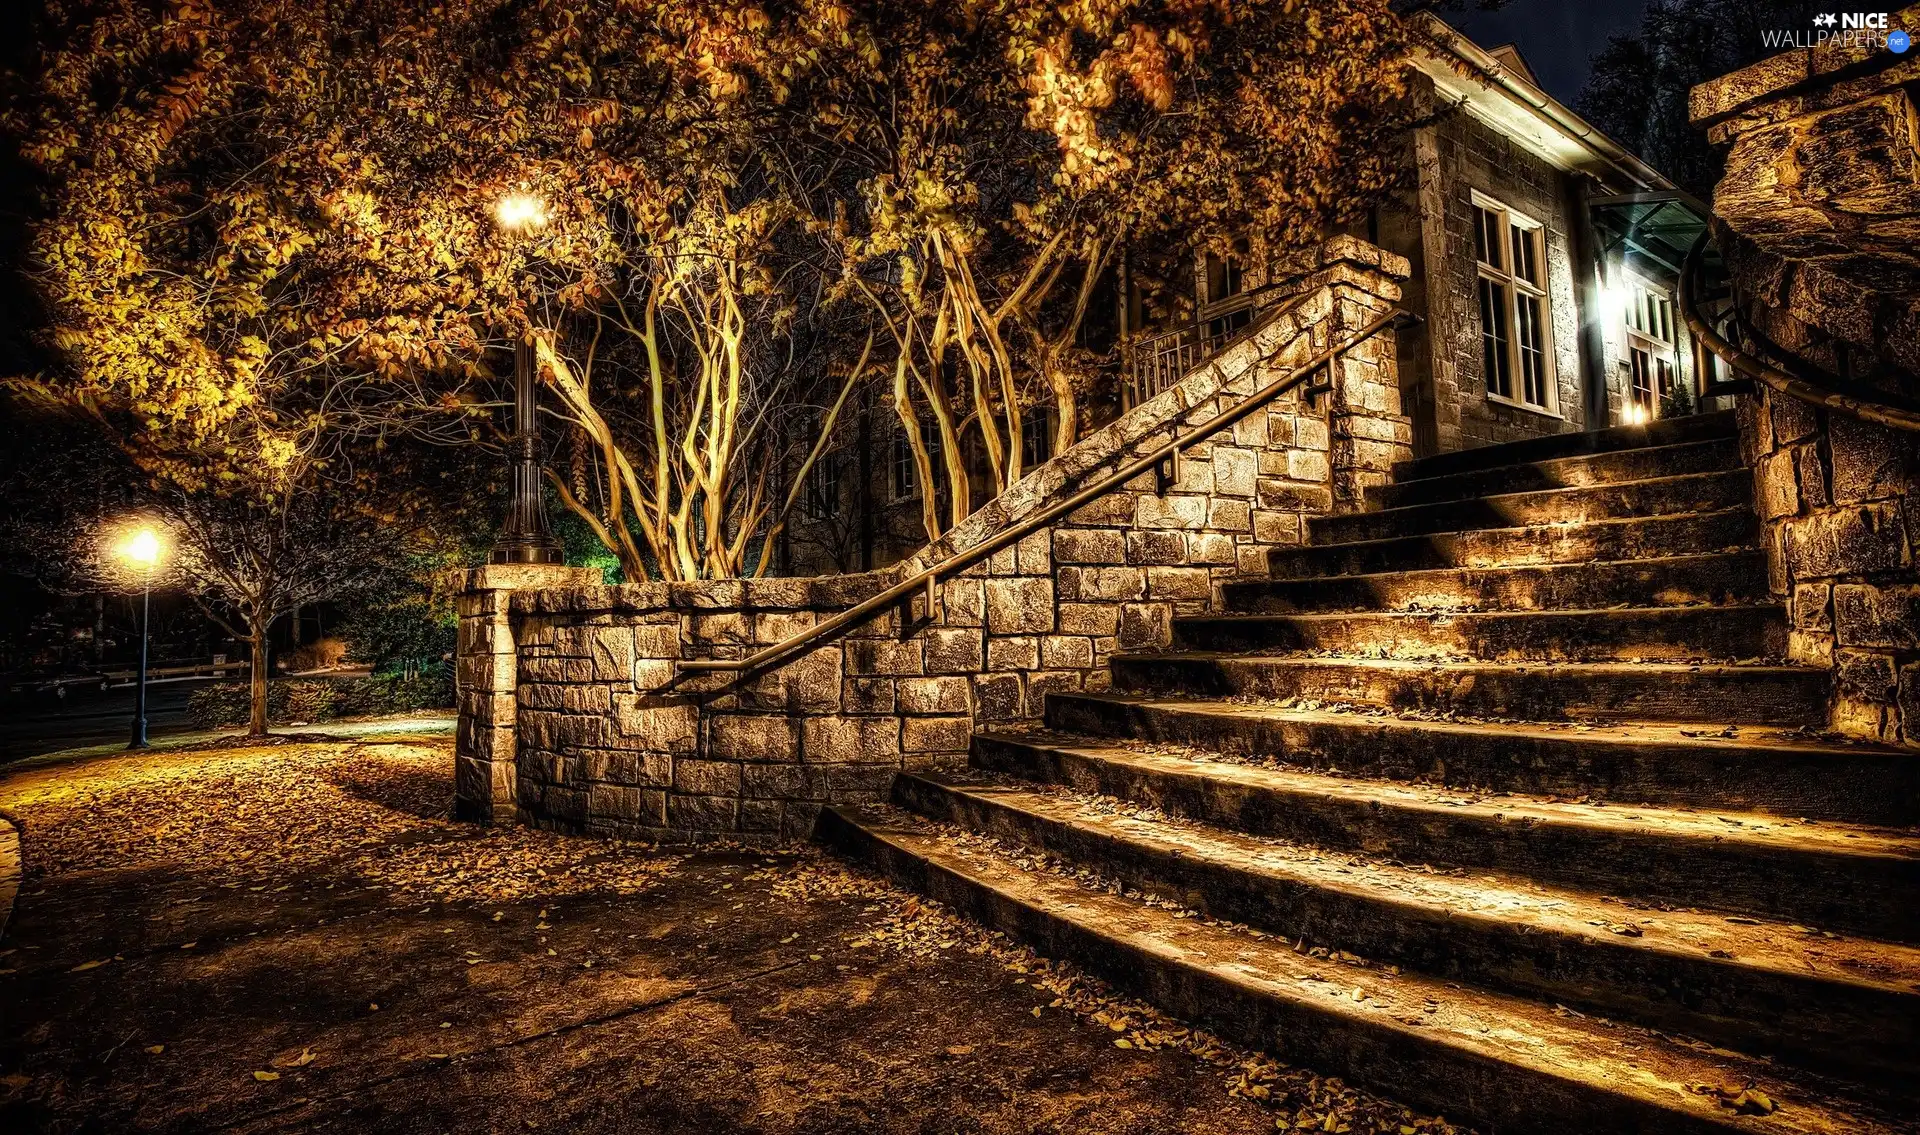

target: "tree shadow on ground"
[319,749,452,820]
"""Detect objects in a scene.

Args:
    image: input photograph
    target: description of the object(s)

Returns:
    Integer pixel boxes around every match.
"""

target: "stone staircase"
[821,410,1920,1134]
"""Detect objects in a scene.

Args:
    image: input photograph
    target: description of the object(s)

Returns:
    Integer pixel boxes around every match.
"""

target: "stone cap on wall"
[1688,6,1920,382]
[1690,6,1920,131]
[501,571,896,617]
[461,563,604,593]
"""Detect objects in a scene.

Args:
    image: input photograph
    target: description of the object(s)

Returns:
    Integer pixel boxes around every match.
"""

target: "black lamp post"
[490,333,564,565]
[121,527,162,749]
[489,192,564,566]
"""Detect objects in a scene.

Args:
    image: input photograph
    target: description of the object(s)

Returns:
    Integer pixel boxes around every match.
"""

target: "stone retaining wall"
[1694,10,1920,745]
[1738,391,1920,742]
[454,238,1410,841]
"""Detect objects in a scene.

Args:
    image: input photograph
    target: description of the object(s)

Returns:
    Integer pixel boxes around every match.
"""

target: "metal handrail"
[677,303,1410,679]
[1679,232,1920,433]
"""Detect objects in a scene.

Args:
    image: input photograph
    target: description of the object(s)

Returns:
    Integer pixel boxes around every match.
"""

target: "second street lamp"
[490,192,564,566]
[118,525,165,749]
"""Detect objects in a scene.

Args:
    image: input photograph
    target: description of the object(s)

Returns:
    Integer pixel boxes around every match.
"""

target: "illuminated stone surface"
[832,413,1918,1133]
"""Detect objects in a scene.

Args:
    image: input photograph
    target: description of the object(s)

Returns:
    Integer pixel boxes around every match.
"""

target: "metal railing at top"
[16,658,250,694]
[1123,286,1290,409]
[675,300,1413,682]
[1679,232,1920,433]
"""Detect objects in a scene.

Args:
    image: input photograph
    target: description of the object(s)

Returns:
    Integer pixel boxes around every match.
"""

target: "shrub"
[187,673,453,728]
[283,636,350,673]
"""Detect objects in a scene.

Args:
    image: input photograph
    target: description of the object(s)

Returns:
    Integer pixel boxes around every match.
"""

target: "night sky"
[1446,0,1653,108]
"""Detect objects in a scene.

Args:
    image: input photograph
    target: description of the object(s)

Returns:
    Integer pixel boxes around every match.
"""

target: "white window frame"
[1623,273,1678,414]
[1471,190,1559,416]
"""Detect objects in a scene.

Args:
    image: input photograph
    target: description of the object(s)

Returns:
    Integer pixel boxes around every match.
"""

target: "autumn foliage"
[8,0,1415,576]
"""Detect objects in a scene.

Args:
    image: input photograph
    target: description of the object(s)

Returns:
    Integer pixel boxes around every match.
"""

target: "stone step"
[1265,510,1758,578]
[1041,693,1920,825]
[1392,410,1738,483]
[820,803,1907,1135]
[893,772,1920,1086]
[1107,655,1828,725]
[1170,606,1788,663]
[1308,469,1752,546]
[1226,553,1769,614]
[1370,437,1744,512]
[970,732,1920,942]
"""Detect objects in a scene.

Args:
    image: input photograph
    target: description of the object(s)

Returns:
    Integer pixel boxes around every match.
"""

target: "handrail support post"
[1304,354,1336,407]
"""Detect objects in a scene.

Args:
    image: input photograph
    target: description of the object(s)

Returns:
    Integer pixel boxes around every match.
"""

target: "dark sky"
[1446,0,1653,108]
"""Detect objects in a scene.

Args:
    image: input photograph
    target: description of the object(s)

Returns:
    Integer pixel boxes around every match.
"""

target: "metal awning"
[1589,191,1711,282]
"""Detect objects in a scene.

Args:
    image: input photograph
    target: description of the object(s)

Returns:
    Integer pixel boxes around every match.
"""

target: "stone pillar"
[1324,275,1413,513]
[1691,12,1920,745]
[454,563,601,823]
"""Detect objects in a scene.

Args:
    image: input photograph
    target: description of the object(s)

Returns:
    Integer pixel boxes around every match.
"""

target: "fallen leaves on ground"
[5,738,1469,1133]
[0,740,680,904]
[1691,1081,1777,1115]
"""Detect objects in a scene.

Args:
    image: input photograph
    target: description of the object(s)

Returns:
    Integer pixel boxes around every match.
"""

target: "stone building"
[781,12,1722,575]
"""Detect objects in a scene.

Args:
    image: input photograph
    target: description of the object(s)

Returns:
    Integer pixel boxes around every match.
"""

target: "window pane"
[1515,293,1547,407]
[1021,406,1053,470]
[1206,253,1242,302]
[1509,225,1538,288]
[1479,276,1512,398]
[1630,346,1653,407]
[1473,206,1503,270]
[892,433,916,499]
[806,454,840,517]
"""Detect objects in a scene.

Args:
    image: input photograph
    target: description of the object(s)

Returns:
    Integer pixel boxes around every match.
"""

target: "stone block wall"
[1741,391,1920,742]
[1695,8,1920,746]
[1691,9,1920,383]
[453,238,1411,841]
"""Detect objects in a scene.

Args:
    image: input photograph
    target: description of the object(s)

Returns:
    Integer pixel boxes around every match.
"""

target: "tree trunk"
[248,621,270,737]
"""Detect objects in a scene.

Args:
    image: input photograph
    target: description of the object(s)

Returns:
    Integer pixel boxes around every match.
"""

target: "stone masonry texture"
[455,238,1411,841]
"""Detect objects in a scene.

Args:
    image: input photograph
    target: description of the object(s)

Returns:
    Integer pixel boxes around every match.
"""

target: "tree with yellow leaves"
[8,0,836,584]
[9,0,1416,582]
[766,0,1415,543]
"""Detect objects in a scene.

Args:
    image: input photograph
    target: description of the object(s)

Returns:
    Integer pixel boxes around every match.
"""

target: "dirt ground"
[0,735,1466,1134]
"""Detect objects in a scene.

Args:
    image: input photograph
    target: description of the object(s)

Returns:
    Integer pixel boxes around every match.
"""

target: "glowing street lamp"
[490,190,563,566]
[494,193,549,232]
[116,525,166,749]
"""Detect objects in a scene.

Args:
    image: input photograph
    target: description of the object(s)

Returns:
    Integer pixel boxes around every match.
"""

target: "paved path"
[0,682,209,763]
[0,737,1454,1134]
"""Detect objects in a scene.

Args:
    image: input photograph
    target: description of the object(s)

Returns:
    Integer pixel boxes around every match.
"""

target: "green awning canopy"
[1589,192,1711,283]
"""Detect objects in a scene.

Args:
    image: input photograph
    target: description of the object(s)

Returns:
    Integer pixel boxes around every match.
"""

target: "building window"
[803,452,839,518]
[1201,250,1251,343]
[1471,192,1555,413]
[1020,404,1054,471]
[890,428,918,501]
[1625,277,1677,414]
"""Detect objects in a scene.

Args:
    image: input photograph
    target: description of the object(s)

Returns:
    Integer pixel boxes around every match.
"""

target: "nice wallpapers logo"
[1762,12,1911,51]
